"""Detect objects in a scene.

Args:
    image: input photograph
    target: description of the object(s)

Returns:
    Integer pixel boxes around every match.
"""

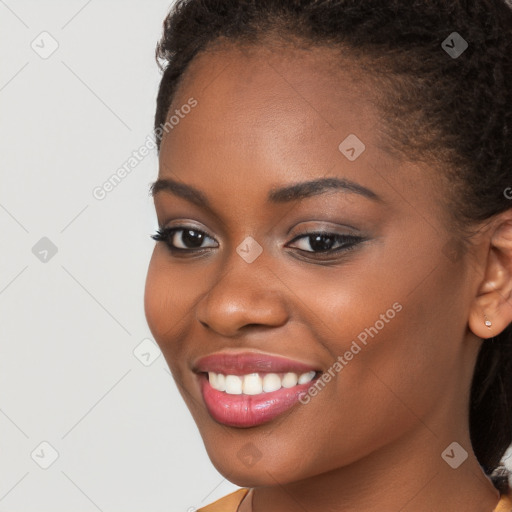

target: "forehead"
[160,42,384,172]
[170,41,377,128]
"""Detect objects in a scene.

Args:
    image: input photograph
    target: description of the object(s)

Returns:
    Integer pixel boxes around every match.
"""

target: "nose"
[195,254,289,337]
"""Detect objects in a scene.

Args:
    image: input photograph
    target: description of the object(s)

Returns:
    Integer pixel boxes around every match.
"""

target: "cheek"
[144,251,185,353]
[144,255,169,340]
[268,244,461,456]
[317,257,465,443]
[144,250,210,376]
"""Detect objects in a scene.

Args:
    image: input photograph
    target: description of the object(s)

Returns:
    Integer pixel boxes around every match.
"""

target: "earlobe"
[468,306,506,341]
[468,211,512,340]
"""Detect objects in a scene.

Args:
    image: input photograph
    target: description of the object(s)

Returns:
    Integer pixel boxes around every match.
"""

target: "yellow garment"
[197,488,249,511]
[496,492,512,512]
[197,488,512,512]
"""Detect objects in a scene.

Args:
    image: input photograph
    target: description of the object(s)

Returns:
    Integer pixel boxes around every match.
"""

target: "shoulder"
[495,491,512,512]
[197,488,250,512]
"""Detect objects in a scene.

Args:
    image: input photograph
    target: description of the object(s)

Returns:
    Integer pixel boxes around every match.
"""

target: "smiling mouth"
[198,370,322,428]
[204,370,320,395]
[193,351,323,427]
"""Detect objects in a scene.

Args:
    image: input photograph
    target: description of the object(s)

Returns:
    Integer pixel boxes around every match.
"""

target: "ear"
[468,209,512,339]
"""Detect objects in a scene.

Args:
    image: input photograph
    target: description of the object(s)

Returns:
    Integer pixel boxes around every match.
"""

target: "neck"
[251,423,500,512]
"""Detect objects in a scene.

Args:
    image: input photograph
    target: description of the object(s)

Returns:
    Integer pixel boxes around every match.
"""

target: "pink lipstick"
[194,352,320,427]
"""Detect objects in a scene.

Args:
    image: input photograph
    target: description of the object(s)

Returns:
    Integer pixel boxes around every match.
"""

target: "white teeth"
[208,372,226,392]
[242,373,263,395]
[209,372,218,389]
[208,370,317,395]
[216,373,226,392]
[298,370,316,384]
[281,372,298,388]
[225,375,243,394]
[262,373,281,392]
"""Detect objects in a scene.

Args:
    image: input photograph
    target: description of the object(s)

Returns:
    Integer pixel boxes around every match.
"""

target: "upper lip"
[192,351,320,375]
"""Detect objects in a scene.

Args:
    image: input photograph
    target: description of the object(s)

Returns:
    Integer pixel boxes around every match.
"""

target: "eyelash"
[151,226,364,259]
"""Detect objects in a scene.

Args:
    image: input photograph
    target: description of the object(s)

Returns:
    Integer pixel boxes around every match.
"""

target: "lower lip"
[199,373,317,427]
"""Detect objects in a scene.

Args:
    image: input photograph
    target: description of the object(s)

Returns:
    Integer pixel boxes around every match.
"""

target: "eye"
[287,232,364,254]
[151,226,365,258]
[151,226,218,252]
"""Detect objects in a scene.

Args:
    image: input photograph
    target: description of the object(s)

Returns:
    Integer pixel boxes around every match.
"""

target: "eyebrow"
[149,176,382,209]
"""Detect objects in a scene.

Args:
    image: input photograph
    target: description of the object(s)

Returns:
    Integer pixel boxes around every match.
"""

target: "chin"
[208,455,292,487]
[201,435,310,488]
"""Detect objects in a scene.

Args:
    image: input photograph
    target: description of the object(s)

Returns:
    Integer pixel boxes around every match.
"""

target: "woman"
[144,0,512,510]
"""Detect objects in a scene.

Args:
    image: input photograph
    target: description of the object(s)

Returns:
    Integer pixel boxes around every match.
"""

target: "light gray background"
[0,1,239,510]
[2,2,512,511]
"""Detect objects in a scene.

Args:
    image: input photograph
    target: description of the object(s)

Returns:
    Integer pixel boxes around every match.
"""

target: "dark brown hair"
[153,0,512,492]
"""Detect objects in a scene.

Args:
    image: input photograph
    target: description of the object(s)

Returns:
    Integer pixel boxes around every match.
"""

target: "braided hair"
[153,0,512,492]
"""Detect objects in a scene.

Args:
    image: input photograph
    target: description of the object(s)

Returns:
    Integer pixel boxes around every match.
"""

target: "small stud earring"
[484,315,492,328]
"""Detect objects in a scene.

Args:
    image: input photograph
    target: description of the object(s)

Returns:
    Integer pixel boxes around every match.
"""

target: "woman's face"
[144,44,484,485]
